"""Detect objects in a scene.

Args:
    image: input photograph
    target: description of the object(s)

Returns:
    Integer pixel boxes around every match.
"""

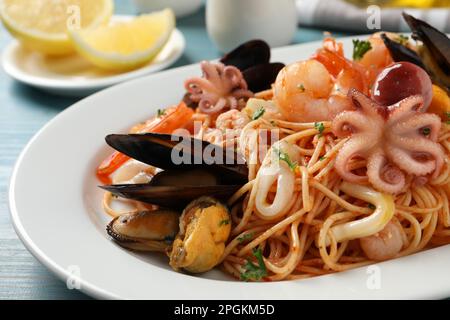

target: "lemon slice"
[0,0,114,56]
[69,9,176,71]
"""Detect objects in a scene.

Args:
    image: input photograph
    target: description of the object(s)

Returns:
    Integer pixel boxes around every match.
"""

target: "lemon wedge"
[69,9,176,71]
[0,0,113,56]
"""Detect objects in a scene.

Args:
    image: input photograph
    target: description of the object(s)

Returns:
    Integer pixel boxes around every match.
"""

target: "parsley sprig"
[352,39,372,61]
[314,122,325,137]
[445,112,450,125]
[237,233,254,243]
[157,109,166,117]
[219,219,230,226]
[252,107,266,120]
[274,147,298,171]
[396,34,409,46]
[240,248,268,281]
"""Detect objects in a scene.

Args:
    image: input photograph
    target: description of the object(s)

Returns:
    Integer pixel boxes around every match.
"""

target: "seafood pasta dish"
[96,13,450,281]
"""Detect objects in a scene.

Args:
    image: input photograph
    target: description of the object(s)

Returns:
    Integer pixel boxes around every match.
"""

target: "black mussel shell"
[380,33,425,69]
[100,183,240,209]
[105,133,248,185]
[243,62,285,92]
[403,12,450,76]
[220,39,271,71]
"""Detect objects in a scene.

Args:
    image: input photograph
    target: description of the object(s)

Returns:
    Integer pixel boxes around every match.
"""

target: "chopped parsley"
[237,233,254,243]
[352,39,372,61]
[252,107,266,120]
[396,34,409,46]
[219,219,230,226]
[274,147,298,171]
[368,203,376,210]
[319,156,327,161]
[314,122,325,137]
[240,248,268,281]
[422,127,431,136]
[157,109,166,117]
[297,84,305,92]
[445,112,450,125]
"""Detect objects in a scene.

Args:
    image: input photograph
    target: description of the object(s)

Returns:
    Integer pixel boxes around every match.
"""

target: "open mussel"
[104,133,248,183]
[381,13,450,92]
[99,133,248,209]
[169,197,231,273]
[107,209,179,251]
[220,39,285,92]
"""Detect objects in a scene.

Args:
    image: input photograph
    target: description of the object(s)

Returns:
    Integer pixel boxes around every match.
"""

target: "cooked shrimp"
[273,37,372,123]
[358,33,394,86]
[273,59,355,122]
[313,37,369,95]
[200,110,250,147]
[359,220,404,261]
[215,109,250,132]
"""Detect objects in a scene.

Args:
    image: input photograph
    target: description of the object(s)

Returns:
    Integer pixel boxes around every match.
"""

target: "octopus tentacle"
[367,149,406,194]
[332,111,383,137]
[385,137,445,177]
[388,95,424,122]
[185,78,217,97]
[348,89,382,118]
[334,135,374,183]
[388,112,441,141]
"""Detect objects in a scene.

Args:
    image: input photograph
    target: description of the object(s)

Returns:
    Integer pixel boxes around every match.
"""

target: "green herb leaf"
[352,39,372,61]
[240,248,267,281]
[319,156,327,161]
[157,109,166,117]
[314,122,325,137]
[274,147,298,171]
[297,84,305,92]
[252,107,266,120]
[422,127,431,136]
[445,112,450,124]
[396,34,409,46]
[219,219,230,226]
[237,233,254,243]
[368,203,376,210]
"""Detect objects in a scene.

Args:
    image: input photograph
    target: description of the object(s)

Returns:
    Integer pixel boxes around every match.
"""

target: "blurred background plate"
[1,15,185,97]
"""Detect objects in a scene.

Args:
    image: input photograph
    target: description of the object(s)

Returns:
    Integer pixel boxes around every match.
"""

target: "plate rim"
[8,35,450,300]
[1,15,186,91]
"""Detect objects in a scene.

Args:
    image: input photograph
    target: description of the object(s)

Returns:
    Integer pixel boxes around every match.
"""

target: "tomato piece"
[96,102,194,183]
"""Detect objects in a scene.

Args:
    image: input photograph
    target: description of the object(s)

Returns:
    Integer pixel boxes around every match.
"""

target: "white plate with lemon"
[0,1,185,96]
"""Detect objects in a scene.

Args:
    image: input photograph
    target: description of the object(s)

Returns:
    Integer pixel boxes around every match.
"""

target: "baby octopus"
[184,61,254,114]
[332,88,445,194]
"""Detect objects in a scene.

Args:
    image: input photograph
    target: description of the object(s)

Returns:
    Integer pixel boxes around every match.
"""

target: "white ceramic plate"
[9,36,450,300]
[1,15,185,97]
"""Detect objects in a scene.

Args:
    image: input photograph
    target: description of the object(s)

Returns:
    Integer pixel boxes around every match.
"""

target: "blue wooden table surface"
[0,0,356,299]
